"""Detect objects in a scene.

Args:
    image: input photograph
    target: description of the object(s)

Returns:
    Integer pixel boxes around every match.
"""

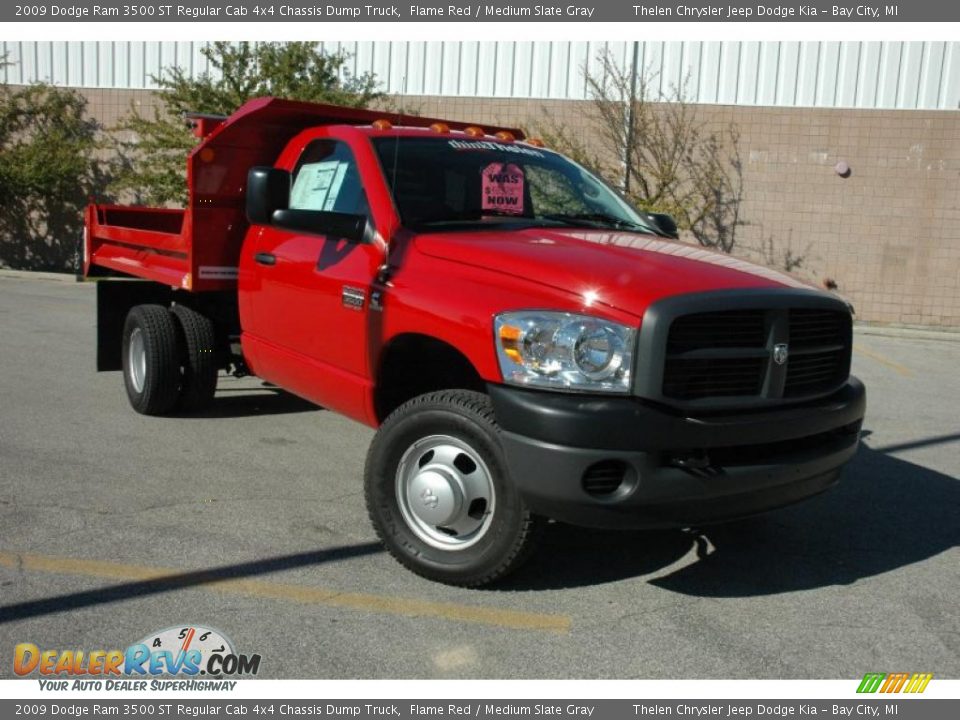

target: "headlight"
[494,311,636,393]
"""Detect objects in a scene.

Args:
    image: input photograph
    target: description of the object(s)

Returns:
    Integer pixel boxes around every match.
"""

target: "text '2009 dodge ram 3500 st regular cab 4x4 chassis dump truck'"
[84,97,866,586]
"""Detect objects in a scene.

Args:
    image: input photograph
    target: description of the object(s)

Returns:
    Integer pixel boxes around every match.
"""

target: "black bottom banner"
[1,700,956,720]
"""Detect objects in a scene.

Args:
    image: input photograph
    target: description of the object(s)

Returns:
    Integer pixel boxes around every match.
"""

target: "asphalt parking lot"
[1,272,958,679]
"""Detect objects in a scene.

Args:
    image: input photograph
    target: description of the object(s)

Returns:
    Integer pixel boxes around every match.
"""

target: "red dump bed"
[84,205,195,288]
[84,96,524,292]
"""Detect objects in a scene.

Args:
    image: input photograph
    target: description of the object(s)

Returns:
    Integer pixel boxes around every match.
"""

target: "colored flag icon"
[857,672,932,693]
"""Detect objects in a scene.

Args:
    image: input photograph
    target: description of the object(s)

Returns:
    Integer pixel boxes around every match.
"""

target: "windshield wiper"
[538,212,653,233]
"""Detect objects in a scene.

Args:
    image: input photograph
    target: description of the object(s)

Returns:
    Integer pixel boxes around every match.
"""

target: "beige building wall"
[78,87,160,127]
[79,88,960,328]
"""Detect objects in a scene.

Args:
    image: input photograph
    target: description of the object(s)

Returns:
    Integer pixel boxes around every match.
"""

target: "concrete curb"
[0,269,81,283]
[854,322,960,343]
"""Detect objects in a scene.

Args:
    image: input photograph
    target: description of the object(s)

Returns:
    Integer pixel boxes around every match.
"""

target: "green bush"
[0,81,101,272]
[111,42,383,206]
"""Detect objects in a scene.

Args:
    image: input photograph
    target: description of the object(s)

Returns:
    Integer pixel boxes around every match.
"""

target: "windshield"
[372,136,654,234]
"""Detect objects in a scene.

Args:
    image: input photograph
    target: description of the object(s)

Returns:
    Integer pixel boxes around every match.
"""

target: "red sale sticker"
[482,163,524,214]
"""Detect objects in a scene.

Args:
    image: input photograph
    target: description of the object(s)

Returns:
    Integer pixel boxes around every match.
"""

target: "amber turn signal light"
[498,325,524,364]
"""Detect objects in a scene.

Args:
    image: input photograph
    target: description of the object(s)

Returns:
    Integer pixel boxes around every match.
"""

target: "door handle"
[254,252,276,266]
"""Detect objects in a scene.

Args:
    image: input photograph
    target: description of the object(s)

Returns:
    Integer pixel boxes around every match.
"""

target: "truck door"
[242,133,385,421]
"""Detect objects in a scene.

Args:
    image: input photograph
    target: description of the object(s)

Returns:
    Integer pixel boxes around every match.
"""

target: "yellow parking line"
[0,551,570,634]
[853,344,912,377]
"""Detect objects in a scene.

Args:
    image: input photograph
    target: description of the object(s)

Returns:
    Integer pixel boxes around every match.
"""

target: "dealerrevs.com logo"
[14,625,261,691]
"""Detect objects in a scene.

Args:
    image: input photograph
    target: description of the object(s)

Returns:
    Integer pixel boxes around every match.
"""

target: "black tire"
[364,390,541,587]
[122,305,181,416]
[171,304,218,412]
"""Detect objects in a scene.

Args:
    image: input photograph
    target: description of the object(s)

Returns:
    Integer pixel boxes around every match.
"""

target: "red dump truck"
[84,97,865,586]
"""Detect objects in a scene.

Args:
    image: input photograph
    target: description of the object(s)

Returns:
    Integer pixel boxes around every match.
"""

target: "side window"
[289,139,368,216]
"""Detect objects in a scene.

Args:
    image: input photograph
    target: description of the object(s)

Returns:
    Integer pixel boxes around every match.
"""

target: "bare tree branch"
[538,50,747,253]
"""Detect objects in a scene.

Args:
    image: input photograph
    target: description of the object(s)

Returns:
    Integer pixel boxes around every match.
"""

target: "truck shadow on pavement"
[502,431,960,593]
[0,543,383,625]
[171,387,321,419]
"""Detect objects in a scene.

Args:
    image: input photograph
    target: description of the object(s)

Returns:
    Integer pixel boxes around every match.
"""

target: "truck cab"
[85,97,865,586]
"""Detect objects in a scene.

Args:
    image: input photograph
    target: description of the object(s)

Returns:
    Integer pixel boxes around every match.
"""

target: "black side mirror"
[645,212,679,239]
[246,167,290,225]
[246,166,367,243]
[271,210,368,244]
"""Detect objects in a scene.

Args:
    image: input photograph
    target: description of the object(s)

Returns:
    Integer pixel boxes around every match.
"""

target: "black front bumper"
[489,378,866,529]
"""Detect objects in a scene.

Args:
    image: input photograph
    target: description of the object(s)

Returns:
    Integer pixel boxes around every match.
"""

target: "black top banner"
[3,0,955,23]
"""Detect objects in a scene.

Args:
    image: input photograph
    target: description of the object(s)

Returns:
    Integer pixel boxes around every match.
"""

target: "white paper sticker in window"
[290,160,348,211]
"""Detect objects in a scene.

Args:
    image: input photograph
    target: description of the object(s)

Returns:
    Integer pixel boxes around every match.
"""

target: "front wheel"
[364,390,541,587]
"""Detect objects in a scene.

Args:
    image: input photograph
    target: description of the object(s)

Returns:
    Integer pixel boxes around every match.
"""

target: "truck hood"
[415,228,814,317]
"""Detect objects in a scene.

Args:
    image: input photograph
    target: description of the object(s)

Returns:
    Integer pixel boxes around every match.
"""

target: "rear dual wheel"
[122,305,181,415]
[171,304,218,411]
[122,304,218,415]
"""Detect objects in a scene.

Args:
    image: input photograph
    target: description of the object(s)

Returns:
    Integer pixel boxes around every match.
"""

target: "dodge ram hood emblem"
[420,488,439,509]
[773,343,789,365]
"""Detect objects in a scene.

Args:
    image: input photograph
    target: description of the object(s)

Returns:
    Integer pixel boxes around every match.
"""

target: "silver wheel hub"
[396,435,496,550]
[128,327,146,394]
[408,469,463,526]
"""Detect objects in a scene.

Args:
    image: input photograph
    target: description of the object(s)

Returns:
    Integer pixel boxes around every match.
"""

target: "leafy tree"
[0,73,101,271]
[111,42,383,206]
[538,51,745,253]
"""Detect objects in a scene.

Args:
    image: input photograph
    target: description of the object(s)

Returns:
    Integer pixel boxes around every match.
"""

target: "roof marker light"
[430,122,450,133]
[372,119,393,131]
[525,138,546,148]
[494,131,515,142]
[464,126,485,137]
